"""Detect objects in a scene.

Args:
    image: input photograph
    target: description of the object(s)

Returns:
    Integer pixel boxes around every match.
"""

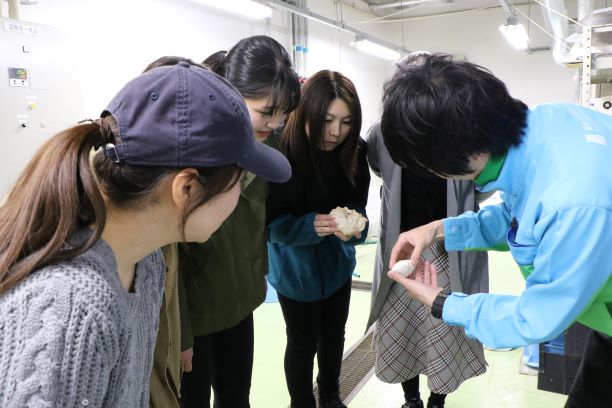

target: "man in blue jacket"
[381,53,612,407]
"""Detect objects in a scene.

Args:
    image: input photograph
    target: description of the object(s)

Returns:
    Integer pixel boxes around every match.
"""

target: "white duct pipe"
[290,0,308,77]
[8,0,20,19]
[370,0,434,10]
[577,0,593,21]
[302,0,308,76]
[540,0,595,66]
[539,0,570,66]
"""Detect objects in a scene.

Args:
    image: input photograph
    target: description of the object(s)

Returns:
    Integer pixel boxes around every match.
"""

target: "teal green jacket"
[179,173,267,350]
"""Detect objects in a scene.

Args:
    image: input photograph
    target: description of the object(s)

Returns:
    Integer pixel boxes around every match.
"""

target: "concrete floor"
[250,244,568,407]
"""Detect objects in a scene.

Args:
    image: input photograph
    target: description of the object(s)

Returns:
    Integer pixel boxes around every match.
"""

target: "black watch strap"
[431,291,449,319]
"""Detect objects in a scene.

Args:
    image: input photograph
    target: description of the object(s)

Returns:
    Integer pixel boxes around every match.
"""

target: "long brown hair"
[282,70,362,187]
[0,117,240,294]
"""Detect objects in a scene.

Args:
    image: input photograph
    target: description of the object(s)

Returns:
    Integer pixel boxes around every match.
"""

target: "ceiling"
[341,0,524,19]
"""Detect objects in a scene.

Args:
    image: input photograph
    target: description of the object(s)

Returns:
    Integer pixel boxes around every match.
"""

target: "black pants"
[180,314,254,408]
[565,330,612,407]
[278,281,352,408]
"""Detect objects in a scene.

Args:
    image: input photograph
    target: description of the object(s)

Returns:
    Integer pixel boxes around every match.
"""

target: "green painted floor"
[250,244,568,407]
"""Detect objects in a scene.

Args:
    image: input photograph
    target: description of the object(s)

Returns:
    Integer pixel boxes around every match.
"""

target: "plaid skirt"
[373,242,487,394]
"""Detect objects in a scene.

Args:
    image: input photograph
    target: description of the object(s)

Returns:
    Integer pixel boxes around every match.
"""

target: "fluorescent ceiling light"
[499,17,530,50]
[350,38,401,61]
[195,0,272,20]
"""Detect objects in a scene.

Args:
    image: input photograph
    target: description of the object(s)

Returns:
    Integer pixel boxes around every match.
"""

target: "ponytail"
[0,122,106,294]
[0,115,242,294]
[202,51,228,77]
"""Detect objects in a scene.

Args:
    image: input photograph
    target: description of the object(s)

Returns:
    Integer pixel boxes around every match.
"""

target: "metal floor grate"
[351,279,372,292]
[310,325,377,407]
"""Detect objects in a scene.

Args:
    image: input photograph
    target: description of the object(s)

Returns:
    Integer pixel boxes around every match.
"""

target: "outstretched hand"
[388,260,443,307]
[389,220,444,271]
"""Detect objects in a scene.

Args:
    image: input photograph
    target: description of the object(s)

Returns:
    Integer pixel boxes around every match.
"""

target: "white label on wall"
[8,67,29,87]
[4,21,42,35]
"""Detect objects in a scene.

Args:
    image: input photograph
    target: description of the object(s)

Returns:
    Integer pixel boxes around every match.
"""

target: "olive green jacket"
[179,173,268,349]
[150,245,181,408]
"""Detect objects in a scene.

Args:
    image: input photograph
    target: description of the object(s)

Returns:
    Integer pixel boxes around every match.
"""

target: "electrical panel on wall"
[0,18,84,199]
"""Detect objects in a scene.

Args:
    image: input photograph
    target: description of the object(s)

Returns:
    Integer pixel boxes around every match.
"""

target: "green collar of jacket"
[474,154,506,187]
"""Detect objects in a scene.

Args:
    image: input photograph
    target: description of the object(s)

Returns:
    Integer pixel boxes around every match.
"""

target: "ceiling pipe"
[369,0,437,10]
[577,0,592,21]
[253,0,411,55]
[538,0,571,66]
[8,0,20,19]
[527,46,552,53]
[339,0,372,12]
[497,0,513,15]
[359,2,531,22]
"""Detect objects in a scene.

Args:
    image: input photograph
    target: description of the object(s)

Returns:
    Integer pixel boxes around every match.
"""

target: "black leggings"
[278,281,352,408]
[565,330,612,408]
[180,314,254,408]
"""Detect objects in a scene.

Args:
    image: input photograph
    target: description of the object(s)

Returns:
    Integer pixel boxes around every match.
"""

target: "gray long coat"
[366,123,489,329]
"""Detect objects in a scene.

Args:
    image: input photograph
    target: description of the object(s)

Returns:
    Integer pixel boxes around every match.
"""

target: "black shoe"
[426,395,445,408]
[318,391,347,408]
[401,398,424,408]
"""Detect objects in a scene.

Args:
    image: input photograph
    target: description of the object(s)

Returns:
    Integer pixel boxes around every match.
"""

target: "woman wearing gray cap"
[0,62,291,407]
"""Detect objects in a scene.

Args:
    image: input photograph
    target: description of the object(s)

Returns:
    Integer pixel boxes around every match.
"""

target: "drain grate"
[310,325,377,407]
[351,280,372,292]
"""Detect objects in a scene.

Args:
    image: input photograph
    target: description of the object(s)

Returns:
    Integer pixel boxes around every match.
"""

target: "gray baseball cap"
[101,61,291,183]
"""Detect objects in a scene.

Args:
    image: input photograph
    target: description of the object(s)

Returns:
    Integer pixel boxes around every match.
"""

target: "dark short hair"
[381,53,528,176]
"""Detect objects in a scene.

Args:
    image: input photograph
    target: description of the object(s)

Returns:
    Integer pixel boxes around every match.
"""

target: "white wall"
[12,0,290,116]
[393,4,579,106]
[3,1,587,125]
[4,0,587,140]
[4,0,585,236]
[9,0,397,130]
[4,0,398,233]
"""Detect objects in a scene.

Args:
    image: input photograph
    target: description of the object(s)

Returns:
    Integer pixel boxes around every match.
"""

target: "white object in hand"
[391,260,415,278]
[329,207,367,236]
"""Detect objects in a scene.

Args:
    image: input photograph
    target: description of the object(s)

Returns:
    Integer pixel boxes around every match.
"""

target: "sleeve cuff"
[181,335,194,351]
[304,212,325,243]
[443,218,467,251]
[441,292,470,326]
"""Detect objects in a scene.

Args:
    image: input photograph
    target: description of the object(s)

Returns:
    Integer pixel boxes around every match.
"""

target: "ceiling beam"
[253,0,411,54]
[369,0,438,10]
[497,0,515,16]
[362,1,531,22]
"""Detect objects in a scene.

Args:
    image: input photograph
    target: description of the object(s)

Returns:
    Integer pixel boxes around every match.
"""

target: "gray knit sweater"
[0,230,166,407]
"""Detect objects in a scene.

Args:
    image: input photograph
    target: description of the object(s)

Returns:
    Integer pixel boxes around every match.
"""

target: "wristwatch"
[431,291,450,319]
